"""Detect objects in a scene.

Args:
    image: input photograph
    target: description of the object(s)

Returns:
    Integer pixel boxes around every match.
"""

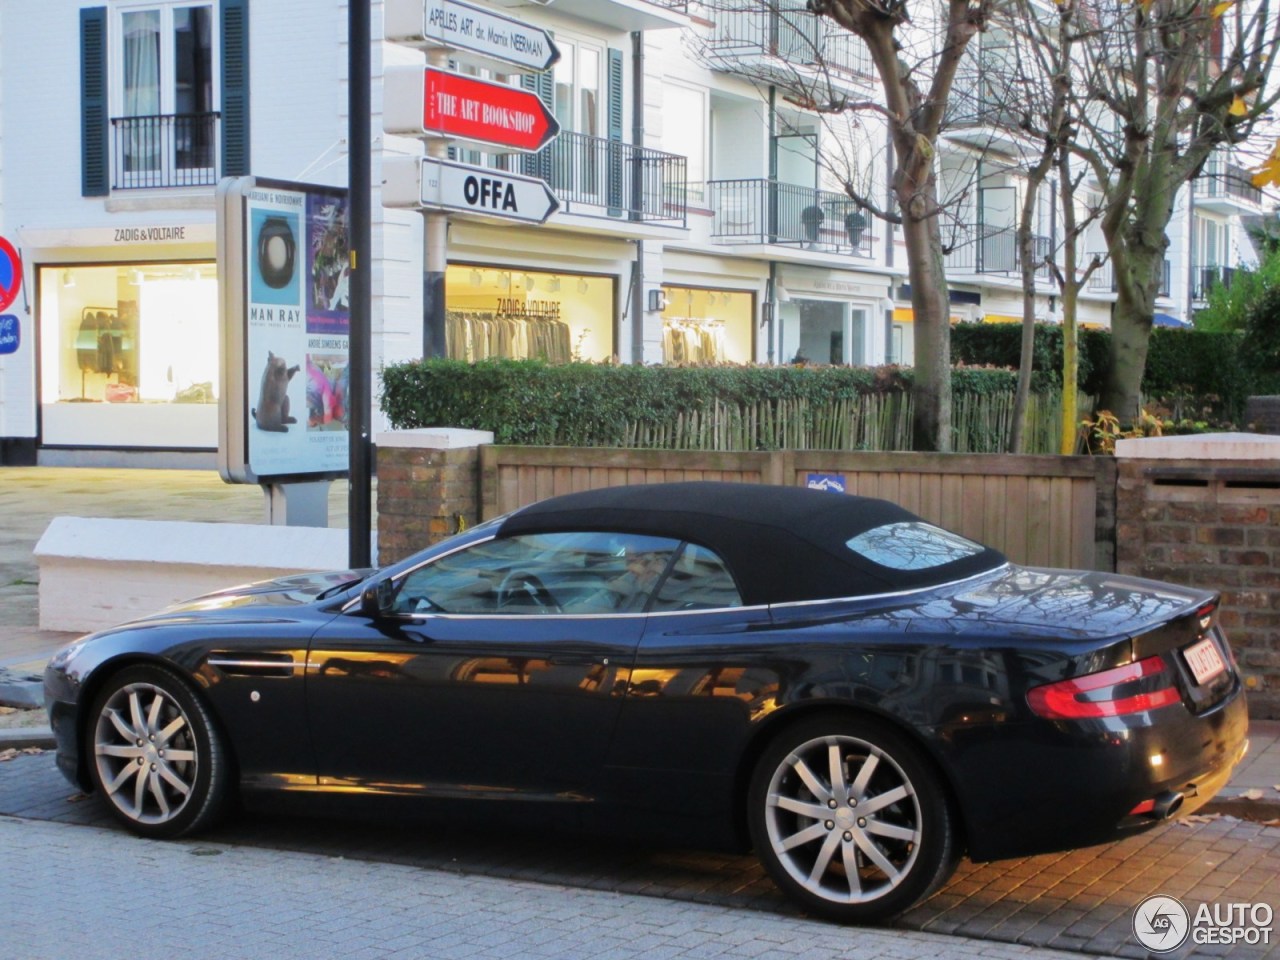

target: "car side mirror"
[360,579,395,619]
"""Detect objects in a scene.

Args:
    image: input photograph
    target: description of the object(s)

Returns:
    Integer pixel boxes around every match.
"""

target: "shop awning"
[1153,312,1193,329]
[982,313,1022,324]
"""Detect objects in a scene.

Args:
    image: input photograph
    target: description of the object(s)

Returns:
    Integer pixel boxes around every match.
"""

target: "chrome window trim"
[767,563,1011,611]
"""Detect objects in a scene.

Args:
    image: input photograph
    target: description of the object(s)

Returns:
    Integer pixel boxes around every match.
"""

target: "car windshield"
[846,521,986,571]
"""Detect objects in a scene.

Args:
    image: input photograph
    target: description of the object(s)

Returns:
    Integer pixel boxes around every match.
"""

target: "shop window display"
[660,287,755,364]
[444,266,615,363]
[39,263,219,448]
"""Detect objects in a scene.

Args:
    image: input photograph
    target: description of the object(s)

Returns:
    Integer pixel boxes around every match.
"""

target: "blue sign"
[806,473,846,493]
[0,315,18,355]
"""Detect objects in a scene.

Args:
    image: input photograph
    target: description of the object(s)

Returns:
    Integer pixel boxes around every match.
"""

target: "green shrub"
[950,323,1250,420]
[380,360,1053,452]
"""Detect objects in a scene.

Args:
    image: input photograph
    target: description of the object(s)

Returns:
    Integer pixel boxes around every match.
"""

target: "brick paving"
[1,751,1276,959]
[1,817,1093,960]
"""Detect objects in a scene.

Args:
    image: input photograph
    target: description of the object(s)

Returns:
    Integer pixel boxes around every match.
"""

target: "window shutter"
[606,47,624,217]
[521,69,555,184]
[80,7,109,197]
[221,0,250,176]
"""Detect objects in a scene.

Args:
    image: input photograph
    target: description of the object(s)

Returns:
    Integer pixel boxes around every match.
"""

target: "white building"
[0,0,1265,466]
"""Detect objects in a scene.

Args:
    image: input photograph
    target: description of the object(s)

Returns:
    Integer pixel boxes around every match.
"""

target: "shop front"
[36,248,220,453]
[776,267,891,367]
[659,285,756,364]
[443,264,616,363]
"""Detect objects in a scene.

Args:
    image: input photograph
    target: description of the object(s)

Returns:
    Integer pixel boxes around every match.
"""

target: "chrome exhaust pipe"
[1152,791,1184,820]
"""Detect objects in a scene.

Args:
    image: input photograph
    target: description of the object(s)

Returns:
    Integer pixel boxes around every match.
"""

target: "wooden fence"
[479,446,1116,571]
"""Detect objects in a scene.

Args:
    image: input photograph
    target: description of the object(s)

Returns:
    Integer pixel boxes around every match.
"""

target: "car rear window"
[846,521,986,571]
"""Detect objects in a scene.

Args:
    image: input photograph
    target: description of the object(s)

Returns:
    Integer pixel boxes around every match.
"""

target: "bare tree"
[1063,0,1280,421]
[996,0,1104,452]
[804,0,995,451]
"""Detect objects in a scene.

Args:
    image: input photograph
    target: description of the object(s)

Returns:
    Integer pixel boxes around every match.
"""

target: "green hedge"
[381,360,1061,453]
[950,324,1250,419]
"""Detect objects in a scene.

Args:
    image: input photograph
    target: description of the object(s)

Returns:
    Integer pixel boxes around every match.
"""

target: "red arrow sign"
[422,68,560,152]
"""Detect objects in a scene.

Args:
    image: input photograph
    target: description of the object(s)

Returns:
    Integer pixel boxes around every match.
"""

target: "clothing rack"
[446,309,571,363]
[662,316,726,364]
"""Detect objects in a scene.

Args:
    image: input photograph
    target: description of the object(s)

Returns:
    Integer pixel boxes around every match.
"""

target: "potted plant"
[800,205,824,244]
[845,210,867,247]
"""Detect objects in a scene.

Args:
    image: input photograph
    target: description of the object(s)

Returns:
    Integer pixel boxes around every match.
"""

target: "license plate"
[1183,637,1226,686]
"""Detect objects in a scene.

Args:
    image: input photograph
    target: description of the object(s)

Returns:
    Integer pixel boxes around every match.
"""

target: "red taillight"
[1027,656,1181,719]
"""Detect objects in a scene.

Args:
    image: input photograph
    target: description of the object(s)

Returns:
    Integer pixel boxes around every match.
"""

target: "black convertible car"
[45,482,1248,922]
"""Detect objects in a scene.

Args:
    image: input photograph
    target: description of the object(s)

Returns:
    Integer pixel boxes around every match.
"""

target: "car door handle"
[549,655,611,667]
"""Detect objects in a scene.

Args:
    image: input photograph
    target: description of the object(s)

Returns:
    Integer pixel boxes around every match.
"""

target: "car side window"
[391,531,681,616]
[649,542,743,612]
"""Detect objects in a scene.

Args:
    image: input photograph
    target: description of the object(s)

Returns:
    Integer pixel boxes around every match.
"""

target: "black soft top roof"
[497,482,1006,606]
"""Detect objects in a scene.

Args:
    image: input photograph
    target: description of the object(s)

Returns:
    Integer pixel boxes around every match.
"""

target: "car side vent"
[206,652,298,678]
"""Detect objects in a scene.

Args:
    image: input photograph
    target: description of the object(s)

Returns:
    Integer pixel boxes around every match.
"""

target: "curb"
[1201,796,1280,822]
[0,726,55,750]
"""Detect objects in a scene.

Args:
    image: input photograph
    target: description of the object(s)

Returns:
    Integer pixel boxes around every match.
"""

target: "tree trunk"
[901,204,952,452]
[1100,251,1161,419]
[1060,281,1079,454]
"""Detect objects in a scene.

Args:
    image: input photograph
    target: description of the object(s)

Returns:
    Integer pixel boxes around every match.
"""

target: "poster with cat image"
[240,182,350,480]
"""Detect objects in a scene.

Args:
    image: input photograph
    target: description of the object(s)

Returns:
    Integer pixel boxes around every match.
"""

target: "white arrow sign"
[385,0,560,73]
[383,156,559,224]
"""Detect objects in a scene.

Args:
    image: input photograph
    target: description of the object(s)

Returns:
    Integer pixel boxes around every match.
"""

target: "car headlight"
[49,640,89,669]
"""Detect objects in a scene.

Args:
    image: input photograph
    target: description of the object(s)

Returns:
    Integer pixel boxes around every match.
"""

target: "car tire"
[748,715,958,924]
[87,664,231,839]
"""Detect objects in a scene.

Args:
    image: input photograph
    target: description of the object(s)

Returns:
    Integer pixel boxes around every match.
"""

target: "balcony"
[943,78,1029,151]
[699,2,874,91]
[492,130,686,225]
[945,228,1053,281]
[111,113,220,189]
[1085,258,1173,298]
[1194,154,1263,212]
[543,0,688,30]
[1192,264,1238,300]
[707,179,874,256]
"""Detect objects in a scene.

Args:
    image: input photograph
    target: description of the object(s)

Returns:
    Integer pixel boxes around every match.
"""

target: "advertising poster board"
[218,176,350,484]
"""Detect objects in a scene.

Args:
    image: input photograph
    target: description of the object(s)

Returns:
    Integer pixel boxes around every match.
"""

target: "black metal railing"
[1085,258,1173,297]
[945,228,1053,279]
[702,2,874,78]
[1192,264,1238,300]
[1195,155,1263,205]
[501,130,685,224]
[707,179,874,256]
[111,112,219,189]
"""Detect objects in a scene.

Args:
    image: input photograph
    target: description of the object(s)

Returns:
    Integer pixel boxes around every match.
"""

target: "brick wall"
[376,442,483,566]
[1116,458,1280,719]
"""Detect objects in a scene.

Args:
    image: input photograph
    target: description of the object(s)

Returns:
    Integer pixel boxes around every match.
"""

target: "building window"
[660,287,755,364]
[114,4,217,183]
[661,83,708,204]
[444,266,615,363]
[38,263,219,448]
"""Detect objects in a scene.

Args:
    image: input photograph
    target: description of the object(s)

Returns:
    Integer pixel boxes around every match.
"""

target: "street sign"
[0,315,19,356]
[384,156,559,224]
[384,67,560,153]
[0,236,22,313]
[385,0,560,73]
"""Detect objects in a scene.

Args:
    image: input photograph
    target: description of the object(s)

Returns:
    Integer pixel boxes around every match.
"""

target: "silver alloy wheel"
[93,681,198,826]
[763,733,922,905]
